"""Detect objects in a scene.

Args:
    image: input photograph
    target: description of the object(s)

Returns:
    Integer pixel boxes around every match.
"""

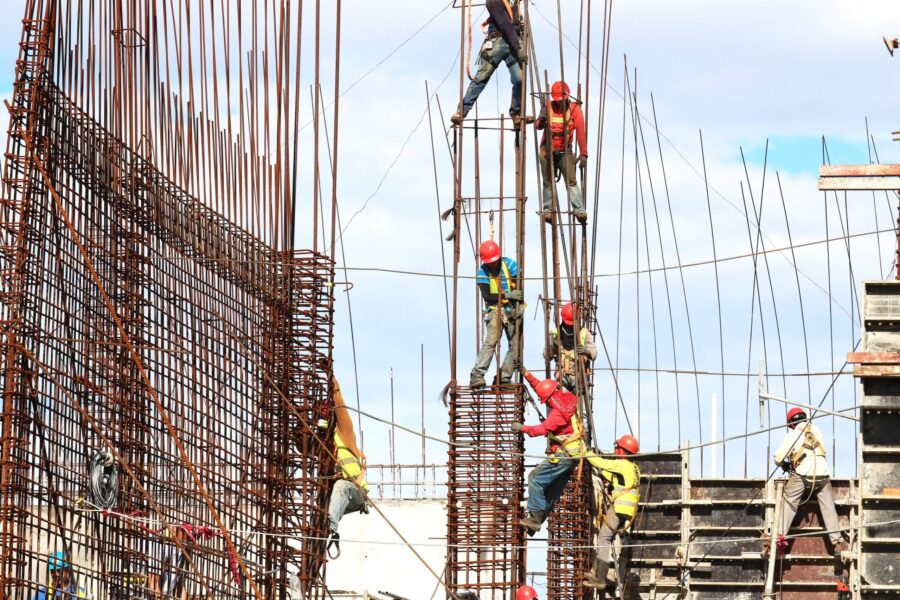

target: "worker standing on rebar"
[583,436,641,594]
[470,240,523,387]
[450,0,528,126]
[535,81,588,224]
[33,551,86,599]
[325,378,369,557]
[544,302,597,392]
[771,408,847,556]
[513,367,584,535]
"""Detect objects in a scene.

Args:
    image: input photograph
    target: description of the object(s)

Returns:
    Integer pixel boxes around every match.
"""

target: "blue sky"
[2,0,900,591]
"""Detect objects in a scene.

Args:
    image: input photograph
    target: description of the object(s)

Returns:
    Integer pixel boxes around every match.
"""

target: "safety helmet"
[479,240,501,264]
[615,434,639,455]
[48,550,69,572]
[533,378,559,402]
[560,302,575,326]
[550,80,570,102]
[787,407,807,427]
[516,585,538,600]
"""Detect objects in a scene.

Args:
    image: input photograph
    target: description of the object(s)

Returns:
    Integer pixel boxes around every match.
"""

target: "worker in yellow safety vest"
[326,378,369,557]
[544,302,597,392]
[583,435,641,593]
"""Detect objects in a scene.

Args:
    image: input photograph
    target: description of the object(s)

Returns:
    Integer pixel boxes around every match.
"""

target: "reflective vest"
[485,260,515,312]
[39,585,87,599]
[335,431,368,492]
[790,423,826,470]
[550,327,590,377]
[547,102,575,151]
[604,460,641,520]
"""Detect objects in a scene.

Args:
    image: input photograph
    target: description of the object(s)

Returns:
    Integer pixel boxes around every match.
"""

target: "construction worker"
[516,585,538,600]
[583,435,641,593]
[470,240,522,387]
[33,551,87,599]
[535,81,588,224]
[772,408,846,556]
[544,302,597,392]
[513,367,584,535]
[450,0,528,125]
[325,378,368,557]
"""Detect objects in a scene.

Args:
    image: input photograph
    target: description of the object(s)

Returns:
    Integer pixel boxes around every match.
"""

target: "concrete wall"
[325,499,448,599]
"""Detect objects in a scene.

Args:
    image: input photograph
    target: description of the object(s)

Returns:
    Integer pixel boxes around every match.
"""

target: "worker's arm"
[522,405,568,438]
[586,454,636,486]
[486,0,521,57]
[535,103,548,130]
[573,104,588,157]
[580,329,598,360]
[522,369,540,390]
[478,282,499,306]
[773,429,800,467]
[543,329,559,361]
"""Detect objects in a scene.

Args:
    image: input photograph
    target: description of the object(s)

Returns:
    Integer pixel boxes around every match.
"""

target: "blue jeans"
[526,454,578,513]
[459,36,523,117]
[328,479,366,533]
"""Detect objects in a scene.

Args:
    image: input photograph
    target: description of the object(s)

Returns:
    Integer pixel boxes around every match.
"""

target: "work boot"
[519,510,546,536]
[450,111,464,125]
[574,209,588,224]
[541,211,553,224]
[469,374,486,388]
[510,113,535,127]
[583,557,611,590]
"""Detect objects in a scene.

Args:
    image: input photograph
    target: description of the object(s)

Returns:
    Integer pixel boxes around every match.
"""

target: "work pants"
[526,453,578,514]
[471,306,521,384]
[328,479,366,534]
[459,36,523,117]
[540,147,583,212]
[591,506,627,585]
[780,473,842,545]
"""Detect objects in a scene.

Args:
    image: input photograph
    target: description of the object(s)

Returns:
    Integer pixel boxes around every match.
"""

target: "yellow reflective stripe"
[487,261,513,296]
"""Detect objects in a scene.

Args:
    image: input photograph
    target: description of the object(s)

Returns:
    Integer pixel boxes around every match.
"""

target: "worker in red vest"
[513,368,584,535]
[535,81,588,224]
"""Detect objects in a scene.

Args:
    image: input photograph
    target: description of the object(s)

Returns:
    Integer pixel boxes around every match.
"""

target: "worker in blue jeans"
[33,551,86,599]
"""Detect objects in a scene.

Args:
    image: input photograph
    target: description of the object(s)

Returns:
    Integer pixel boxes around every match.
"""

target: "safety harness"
[547,102,576,152]
[551,326,590,378]
[595,460,641,533]
[485,260,515,313]
[789,422,826,503]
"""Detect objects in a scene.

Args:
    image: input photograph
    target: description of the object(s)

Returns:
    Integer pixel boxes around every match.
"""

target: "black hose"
[88,448,118,509]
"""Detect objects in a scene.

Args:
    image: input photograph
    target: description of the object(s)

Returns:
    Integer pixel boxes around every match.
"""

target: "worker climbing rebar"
[514,366,585,535]
[33,551,87,600]
[544,302,597,393]
[323,378,369,558]
[769,408,847,557]
[451,0,529,126]
[535,81,589,224]
[583,435,642,596]
[470,240,523,387]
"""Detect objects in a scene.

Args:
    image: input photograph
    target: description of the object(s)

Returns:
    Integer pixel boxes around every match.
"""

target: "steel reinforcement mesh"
[546,467,594,600]
[0,16,335,599]
[446,384,526,599]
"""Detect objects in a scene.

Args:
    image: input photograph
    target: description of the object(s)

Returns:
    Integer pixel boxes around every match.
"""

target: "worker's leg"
[527,456,577,514]
[502,42,523,116]
[459,40,502,117]
[562,149,584,212]
[499,307,521,383]
[539,147,554,212]
[779,472,806,537]
[328,479,363,534]
[813,477,844,545]
[471,310,502,385]
[586,507,620,587]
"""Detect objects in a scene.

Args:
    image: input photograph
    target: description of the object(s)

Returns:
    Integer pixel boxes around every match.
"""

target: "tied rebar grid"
[0,20,335,600]
[446,385,526,599]
[546,468,593,600]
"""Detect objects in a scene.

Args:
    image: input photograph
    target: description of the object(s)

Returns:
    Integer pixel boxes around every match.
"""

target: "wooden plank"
[818,175,900,191]
[820,164,900,177]
[853,365,900,377]
[848,352,900,364]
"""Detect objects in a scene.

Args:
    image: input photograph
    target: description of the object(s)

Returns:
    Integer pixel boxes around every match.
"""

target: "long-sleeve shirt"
[773,422,829,478]
[536,101,588,156]
[545,325,598,360]
[485,0,521,56]
[521,371,578,449]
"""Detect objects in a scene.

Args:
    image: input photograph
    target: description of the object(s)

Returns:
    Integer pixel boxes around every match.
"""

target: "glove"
[511,422,524,433]
[543,346,554,361]
[505,289,524,302]
[519,365,529,376]
[575,344,591,357]
[577,154,588,170]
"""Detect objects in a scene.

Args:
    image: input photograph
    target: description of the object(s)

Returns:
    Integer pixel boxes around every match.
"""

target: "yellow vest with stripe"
[335,431,368,492]
[550,327,590,377]
[587,455,641,519]
[486,261,515,312]
[549,413,586,460]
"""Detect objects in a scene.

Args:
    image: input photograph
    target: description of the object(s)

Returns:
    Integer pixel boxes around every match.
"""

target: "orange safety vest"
[547,102,575,151]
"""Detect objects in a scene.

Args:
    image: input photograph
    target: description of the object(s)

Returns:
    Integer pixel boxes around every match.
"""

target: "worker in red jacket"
[513,367,585,535]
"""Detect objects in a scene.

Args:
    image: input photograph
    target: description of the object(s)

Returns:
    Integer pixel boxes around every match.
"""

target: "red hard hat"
[479,240,501,264]
[550,80,570,102]
[561,302,575,326]
[516,585,538,600]
[786,407,807,425]
[615,434,639,455]
[534,378,559,402]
